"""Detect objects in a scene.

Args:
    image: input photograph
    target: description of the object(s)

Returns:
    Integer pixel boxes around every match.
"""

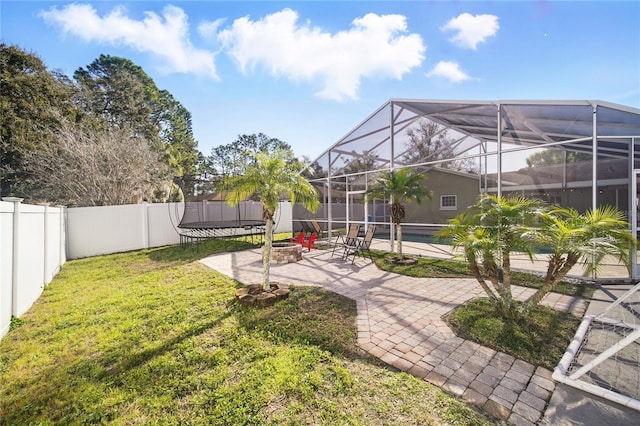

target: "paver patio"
[200,247,588,425]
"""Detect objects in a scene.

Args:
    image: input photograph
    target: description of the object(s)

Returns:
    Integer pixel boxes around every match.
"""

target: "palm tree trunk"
[397,223,403,259]
[467,250,499,303]
[482,255,504,297]
[262,219,274,291]
[501,250,514,308]
[521,253,579,312]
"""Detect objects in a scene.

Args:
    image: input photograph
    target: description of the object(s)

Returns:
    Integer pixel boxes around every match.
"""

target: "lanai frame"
[297,99,640,279]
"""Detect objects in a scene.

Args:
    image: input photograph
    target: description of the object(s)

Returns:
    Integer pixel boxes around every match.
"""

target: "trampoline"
[176,201,266,249]
[178,220,266,248]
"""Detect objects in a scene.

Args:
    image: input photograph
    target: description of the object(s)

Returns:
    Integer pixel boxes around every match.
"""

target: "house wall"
[404,169,480,226]
[0,199,66,340]
[500,185,629,215]
[294,169,480,234]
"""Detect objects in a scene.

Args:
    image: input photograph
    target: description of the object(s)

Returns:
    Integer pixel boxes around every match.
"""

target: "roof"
[310,99,640,180]
[487,157,636,188]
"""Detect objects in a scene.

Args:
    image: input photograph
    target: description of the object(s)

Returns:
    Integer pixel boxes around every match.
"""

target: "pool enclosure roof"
[310,99,640,178]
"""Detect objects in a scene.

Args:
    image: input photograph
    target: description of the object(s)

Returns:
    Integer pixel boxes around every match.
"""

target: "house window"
[440,195,457,210]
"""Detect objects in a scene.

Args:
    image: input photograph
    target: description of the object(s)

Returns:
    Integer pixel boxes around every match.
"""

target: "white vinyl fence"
[1,198,66,339]
[66,201,292,259]
[1,199,292,340]
[66,202,186,259]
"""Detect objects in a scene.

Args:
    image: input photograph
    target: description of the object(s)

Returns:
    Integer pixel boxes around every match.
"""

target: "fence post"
[58,206,66,268]
[142,203,150,249]
[2,197,23,317]
[39,203,50,286]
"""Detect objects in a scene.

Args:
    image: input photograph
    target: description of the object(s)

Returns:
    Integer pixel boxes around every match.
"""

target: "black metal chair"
[344,225,376,264]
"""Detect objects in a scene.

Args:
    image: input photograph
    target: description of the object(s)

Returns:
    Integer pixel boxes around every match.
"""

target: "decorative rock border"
[235,283,290,307]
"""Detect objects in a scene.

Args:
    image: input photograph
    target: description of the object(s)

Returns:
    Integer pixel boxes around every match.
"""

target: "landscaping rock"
[235,282,290,307]
[238,294,257,306]
[257,292,277,306]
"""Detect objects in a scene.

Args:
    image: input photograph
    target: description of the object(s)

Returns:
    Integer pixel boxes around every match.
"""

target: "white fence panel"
[275,201,292,233]
[15,204,45,317]
[45,206,66,284]
[0,201,14,338]
[66,204,180,259]
[147,203,185,248]
[0,199,65,340]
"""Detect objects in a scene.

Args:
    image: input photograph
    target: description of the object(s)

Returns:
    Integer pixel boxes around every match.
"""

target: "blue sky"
[2,1,639,161]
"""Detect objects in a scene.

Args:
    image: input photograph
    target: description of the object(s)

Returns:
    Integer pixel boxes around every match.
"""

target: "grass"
[444,298,581,370]
[0,238,495,425]
[369,250,596,298]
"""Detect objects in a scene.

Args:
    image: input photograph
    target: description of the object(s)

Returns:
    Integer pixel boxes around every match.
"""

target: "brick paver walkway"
[200,248,588,425]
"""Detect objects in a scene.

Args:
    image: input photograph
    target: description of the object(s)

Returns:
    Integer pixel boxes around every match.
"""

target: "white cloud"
[218,9,425,101]
[39,4,219,79]
[198,18,226,39]
[426,61,471,83]
[441,13,499,50]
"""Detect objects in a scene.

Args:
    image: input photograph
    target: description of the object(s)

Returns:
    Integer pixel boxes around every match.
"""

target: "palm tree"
[522,205,635,312]
[224,149,319,291]
[365,167,432,260]
[438,195,636,317]
[438,195,544,316]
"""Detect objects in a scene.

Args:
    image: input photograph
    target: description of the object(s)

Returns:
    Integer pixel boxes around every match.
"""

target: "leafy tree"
[526,148,592,168]
[74,55,160,144]
[74,55,199,190]
[438,195,543,316]
[208,133,292,181]
[24,115,170,206]
[437,195,635,317]
[402,119,478,172]
[0,43,76,196]
[224,149,319,291]
[2,48,198,204]
[365,167,432,260]
[157,90,199,196]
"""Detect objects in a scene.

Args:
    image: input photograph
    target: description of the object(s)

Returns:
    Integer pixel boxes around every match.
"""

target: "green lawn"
[444,299,581,370]
[370,251,596,298]
[0,239,495,425]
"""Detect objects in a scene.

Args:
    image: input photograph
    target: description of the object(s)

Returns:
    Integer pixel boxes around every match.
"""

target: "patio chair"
[300,220,315,236]
[304,233,318,252]
[331,224,361,258]
[290,232,305,245]
[310,220,328,240]
[344,225,376,264]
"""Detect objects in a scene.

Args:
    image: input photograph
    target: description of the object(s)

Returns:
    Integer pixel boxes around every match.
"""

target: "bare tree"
[402,119,477,173]
[342,150,381,175]
[25,117,170,206]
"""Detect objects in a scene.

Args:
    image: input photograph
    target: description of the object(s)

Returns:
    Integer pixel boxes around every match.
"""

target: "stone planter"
[235,283,290,307]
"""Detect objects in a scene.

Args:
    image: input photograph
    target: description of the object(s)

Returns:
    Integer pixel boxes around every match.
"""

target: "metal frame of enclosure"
[295,99,640,279]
